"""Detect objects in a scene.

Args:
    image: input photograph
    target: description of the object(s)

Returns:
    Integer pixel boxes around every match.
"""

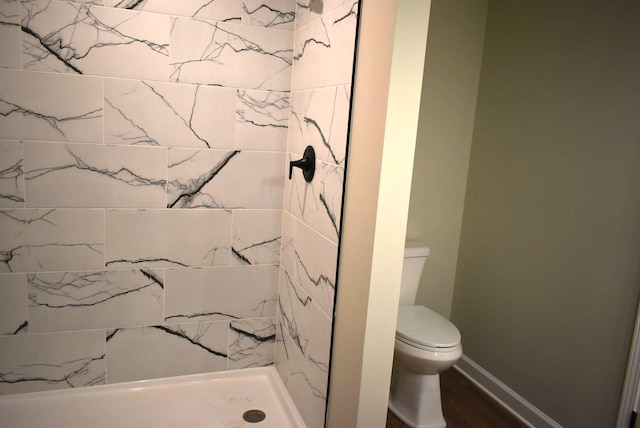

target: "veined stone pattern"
[0,1,359,427]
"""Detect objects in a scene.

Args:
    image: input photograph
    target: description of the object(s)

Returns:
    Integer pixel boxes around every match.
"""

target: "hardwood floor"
[386,368,528,428]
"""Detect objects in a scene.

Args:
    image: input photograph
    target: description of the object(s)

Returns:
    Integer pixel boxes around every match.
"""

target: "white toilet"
[388,241,463,428]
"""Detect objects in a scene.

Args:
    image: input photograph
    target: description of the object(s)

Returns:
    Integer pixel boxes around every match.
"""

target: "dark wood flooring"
[386,367,528,428]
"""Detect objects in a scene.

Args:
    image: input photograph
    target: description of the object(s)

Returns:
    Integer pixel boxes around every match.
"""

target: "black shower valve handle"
[289,158,308,179]
[289,145,316,182]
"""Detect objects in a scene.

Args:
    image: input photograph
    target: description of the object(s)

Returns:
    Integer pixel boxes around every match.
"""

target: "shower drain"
[242,409,266,423]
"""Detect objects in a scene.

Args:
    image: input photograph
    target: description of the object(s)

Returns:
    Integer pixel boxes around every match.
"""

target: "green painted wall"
[451,1,640,426]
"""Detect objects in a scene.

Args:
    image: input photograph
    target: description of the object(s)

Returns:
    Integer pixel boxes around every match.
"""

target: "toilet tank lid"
[404,241,430,258]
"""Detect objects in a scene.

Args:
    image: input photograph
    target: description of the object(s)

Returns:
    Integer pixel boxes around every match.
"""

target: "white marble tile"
[0,209,105,273]
[0,330,105,394]
[276,321,327,428]
[242,0,296,29]
[105,0,241,21]
[288,85,350,166]
[104,79,235,149]
[106,321,228,383]
[0,0,21,69]
[24,142,167,208]
[291,1,358,91]
[21,0,170,80]
[294,0,356,29]
[0,140,24,207]
[233,151,285,209]
[0,69,103,143]
[232,209,281,266]
[0,273,27,335]
[278,268,331,386]
[280,212,336,316]
[285,159,344,244]
[28,269,164,333]
[170,18,292,91]
[105,209,232,269]
[164,265,278,322]
[236,89,289,151]
[168,149,285,209]
[167,149,239,208]
[228,317,276,369]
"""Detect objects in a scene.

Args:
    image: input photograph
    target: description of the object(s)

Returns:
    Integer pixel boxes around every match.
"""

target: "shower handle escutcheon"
[289,145,316,182]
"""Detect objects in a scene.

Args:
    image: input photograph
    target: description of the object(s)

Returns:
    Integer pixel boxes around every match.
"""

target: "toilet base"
[389,366,446,428]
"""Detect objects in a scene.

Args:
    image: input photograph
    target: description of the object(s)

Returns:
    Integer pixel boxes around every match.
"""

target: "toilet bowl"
[389,243,462,428]
[394,305,462,374]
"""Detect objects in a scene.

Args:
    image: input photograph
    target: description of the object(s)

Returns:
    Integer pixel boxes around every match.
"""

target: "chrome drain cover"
[242,409,266,423]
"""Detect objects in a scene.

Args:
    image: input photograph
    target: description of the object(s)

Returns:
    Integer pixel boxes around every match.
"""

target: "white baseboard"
[454,355,563,428]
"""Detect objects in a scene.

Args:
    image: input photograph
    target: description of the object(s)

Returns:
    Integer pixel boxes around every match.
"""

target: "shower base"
[0,366,306,428]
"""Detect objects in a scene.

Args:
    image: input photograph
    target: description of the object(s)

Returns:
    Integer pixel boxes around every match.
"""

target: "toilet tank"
[399,241,430,306]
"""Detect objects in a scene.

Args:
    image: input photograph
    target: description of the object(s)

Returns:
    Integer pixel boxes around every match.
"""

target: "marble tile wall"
[276,2,359,428]
[0,2,360,427]
[0,0,293,395]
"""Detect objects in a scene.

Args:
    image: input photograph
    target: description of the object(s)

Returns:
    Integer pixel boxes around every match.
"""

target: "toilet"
[388,241,462,428]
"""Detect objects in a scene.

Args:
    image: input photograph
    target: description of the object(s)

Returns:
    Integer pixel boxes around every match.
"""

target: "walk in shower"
[0,1,360,427]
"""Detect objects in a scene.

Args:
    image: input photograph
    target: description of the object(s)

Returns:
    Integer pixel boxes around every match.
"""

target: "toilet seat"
[396,305,461,352]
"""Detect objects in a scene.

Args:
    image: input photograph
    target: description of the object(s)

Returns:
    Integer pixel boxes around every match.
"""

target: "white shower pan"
[0,367,306,428]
